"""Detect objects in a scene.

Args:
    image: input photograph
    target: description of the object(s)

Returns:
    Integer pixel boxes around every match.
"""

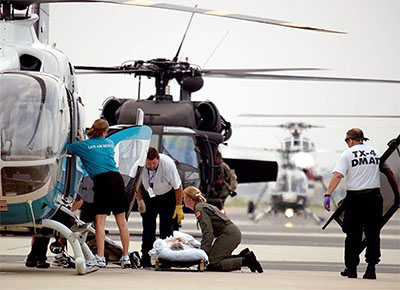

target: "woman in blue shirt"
[68,119,131,268]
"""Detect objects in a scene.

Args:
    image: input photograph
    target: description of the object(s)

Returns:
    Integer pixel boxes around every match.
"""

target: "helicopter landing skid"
[253,205,273,222]
[41,219,98,275]
[303,207,324,224]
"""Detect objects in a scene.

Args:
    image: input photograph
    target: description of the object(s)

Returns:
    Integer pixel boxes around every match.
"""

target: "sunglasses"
[344,138,352,143]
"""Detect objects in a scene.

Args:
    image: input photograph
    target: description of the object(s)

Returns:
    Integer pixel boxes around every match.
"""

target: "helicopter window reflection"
[161,135,198,168]
[0,74,61,161]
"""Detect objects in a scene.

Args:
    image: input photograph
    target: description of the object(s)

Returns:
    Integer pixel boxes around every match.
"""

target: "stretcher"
[155,258,206,271]
[149,231,208,271]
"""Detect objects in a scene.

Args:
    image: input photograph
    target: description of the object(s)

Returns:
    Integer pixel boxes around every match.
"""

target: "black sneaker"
[243,251,263,273]
[340,267,357,278]
[363,264,376,280]
[129,251,141,269]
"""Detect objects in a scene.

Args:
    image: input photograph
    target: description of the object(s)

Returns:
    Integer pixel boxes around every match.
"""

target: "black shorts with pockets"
[92,171,127,215]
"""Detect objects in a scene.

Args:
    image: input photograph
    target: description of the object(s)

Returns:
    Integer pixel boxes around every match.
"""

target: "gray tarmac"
[1,205,399,289]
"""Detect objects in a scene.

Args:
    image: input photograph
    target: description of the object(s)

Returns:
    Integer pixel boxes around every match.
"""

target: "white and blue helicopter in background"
[244,122,326,223]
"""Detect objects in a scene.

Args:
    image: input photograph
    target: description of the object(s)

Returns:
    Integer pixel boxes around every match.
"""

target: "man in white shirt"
[324,128,399,280]
[136,147,184,267]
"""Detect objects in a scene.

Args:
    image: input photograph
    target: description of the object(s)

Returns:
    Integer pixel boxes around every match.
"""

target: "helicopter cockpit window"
[1,164,54,196]
[0,74,62,161]
[161,135,198,168]
[291,171,308,196]
[277,174,289,192]
[285,141,291,150]
[303,141,310,152]
[150,134,160,149]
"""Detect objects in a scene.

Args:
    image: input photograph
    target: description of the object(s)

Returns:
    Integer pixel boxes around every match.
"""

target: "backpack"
[221,162,238,191]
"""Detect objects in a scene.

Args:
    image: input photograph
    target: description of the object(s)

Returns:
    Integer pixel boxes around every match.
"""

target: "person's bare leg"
[114,212,130,256]
[95,214,107,256]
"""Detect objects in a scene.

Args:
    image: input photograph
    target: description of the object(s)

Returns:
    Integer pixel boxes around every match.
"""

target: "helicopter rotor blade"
[203,72,400,84]
[202,68,323,74]
[74,65,125,71]
[75,70,139,75]
[75,65,323,74]
[237,123,324,129]
[238,114,400,119]
[75,63,400,85]
[74,65,145,75]
[4,0,345,33]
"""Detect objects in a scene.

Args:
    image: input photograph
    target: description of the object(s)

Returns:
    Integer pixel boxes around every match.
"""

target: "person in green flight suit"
[183,186,263,273]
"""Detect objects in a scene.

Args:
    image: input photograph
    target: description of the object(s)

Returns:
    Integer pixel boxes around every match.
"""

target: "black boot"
[340,267,357,278]
[238,248,250,257]
[242,251,263,273]
[363,264,376,279]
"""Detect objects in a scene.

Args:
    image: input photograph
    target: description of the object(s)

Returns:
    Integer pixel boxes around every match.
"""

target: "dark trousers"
[207,223,242,272]
[343,188,383,268]
[140,185,176,259]
[27,237,50,262]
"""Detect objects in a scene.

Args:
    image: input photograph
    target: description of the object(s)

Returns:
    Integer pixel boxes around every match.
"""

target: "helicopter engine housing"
[101,97,227,137]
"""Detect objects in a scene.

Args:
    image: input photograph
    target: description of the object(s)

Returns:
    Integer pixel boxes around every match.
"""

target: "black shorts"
[92,171,128,216]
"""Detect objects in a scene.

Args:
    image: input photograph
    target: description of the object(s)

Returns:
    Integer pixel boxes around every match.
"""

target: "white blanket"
[149,231,208,262]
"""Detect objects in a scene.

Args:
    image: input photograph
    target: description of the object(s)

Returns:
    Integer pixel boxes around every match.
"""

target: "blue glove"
[324,195,331,211]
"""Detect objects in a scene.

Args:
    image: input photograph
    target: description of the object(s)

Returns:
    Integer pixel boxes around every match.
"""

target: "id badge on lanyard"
[148,169,156,198]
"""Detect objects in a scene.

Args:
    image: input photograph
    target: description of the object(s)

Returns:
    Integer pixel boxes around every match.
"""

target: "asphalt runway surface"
[1,204,399,289]
[108,205,399,274]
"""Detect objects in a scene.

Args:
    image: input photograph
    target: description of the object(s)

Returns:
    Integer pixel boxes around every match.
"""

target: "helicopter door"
[110,125,152,215]
[109,126,152,178]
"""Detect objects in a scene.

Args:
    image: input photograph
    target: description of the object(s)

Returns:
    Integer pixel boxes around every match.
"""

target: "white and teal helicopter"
[0,1,154,274]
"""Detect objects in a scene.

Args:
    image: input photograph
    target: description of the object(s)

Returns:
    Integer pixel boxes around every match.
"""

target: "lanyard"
[147,168,157,188]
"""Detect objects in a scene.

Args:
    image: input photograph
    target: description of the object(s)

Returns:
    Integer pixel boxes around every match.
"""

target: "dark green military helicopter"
[76,58,283,210]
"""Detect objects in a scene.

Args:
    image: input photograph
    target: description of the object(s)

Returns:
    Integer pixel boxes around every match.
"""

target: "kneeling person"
[183,186,263,273]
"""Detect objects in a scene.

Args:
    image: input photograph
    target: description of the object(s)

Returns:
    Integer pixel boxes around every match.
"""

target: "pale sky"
[48,0,400,170]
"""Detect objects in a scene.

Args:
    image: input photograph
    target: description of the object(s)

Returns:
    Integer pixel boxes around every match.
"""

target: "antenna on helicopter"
[203,30,230,68]
[173,5,197,62]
